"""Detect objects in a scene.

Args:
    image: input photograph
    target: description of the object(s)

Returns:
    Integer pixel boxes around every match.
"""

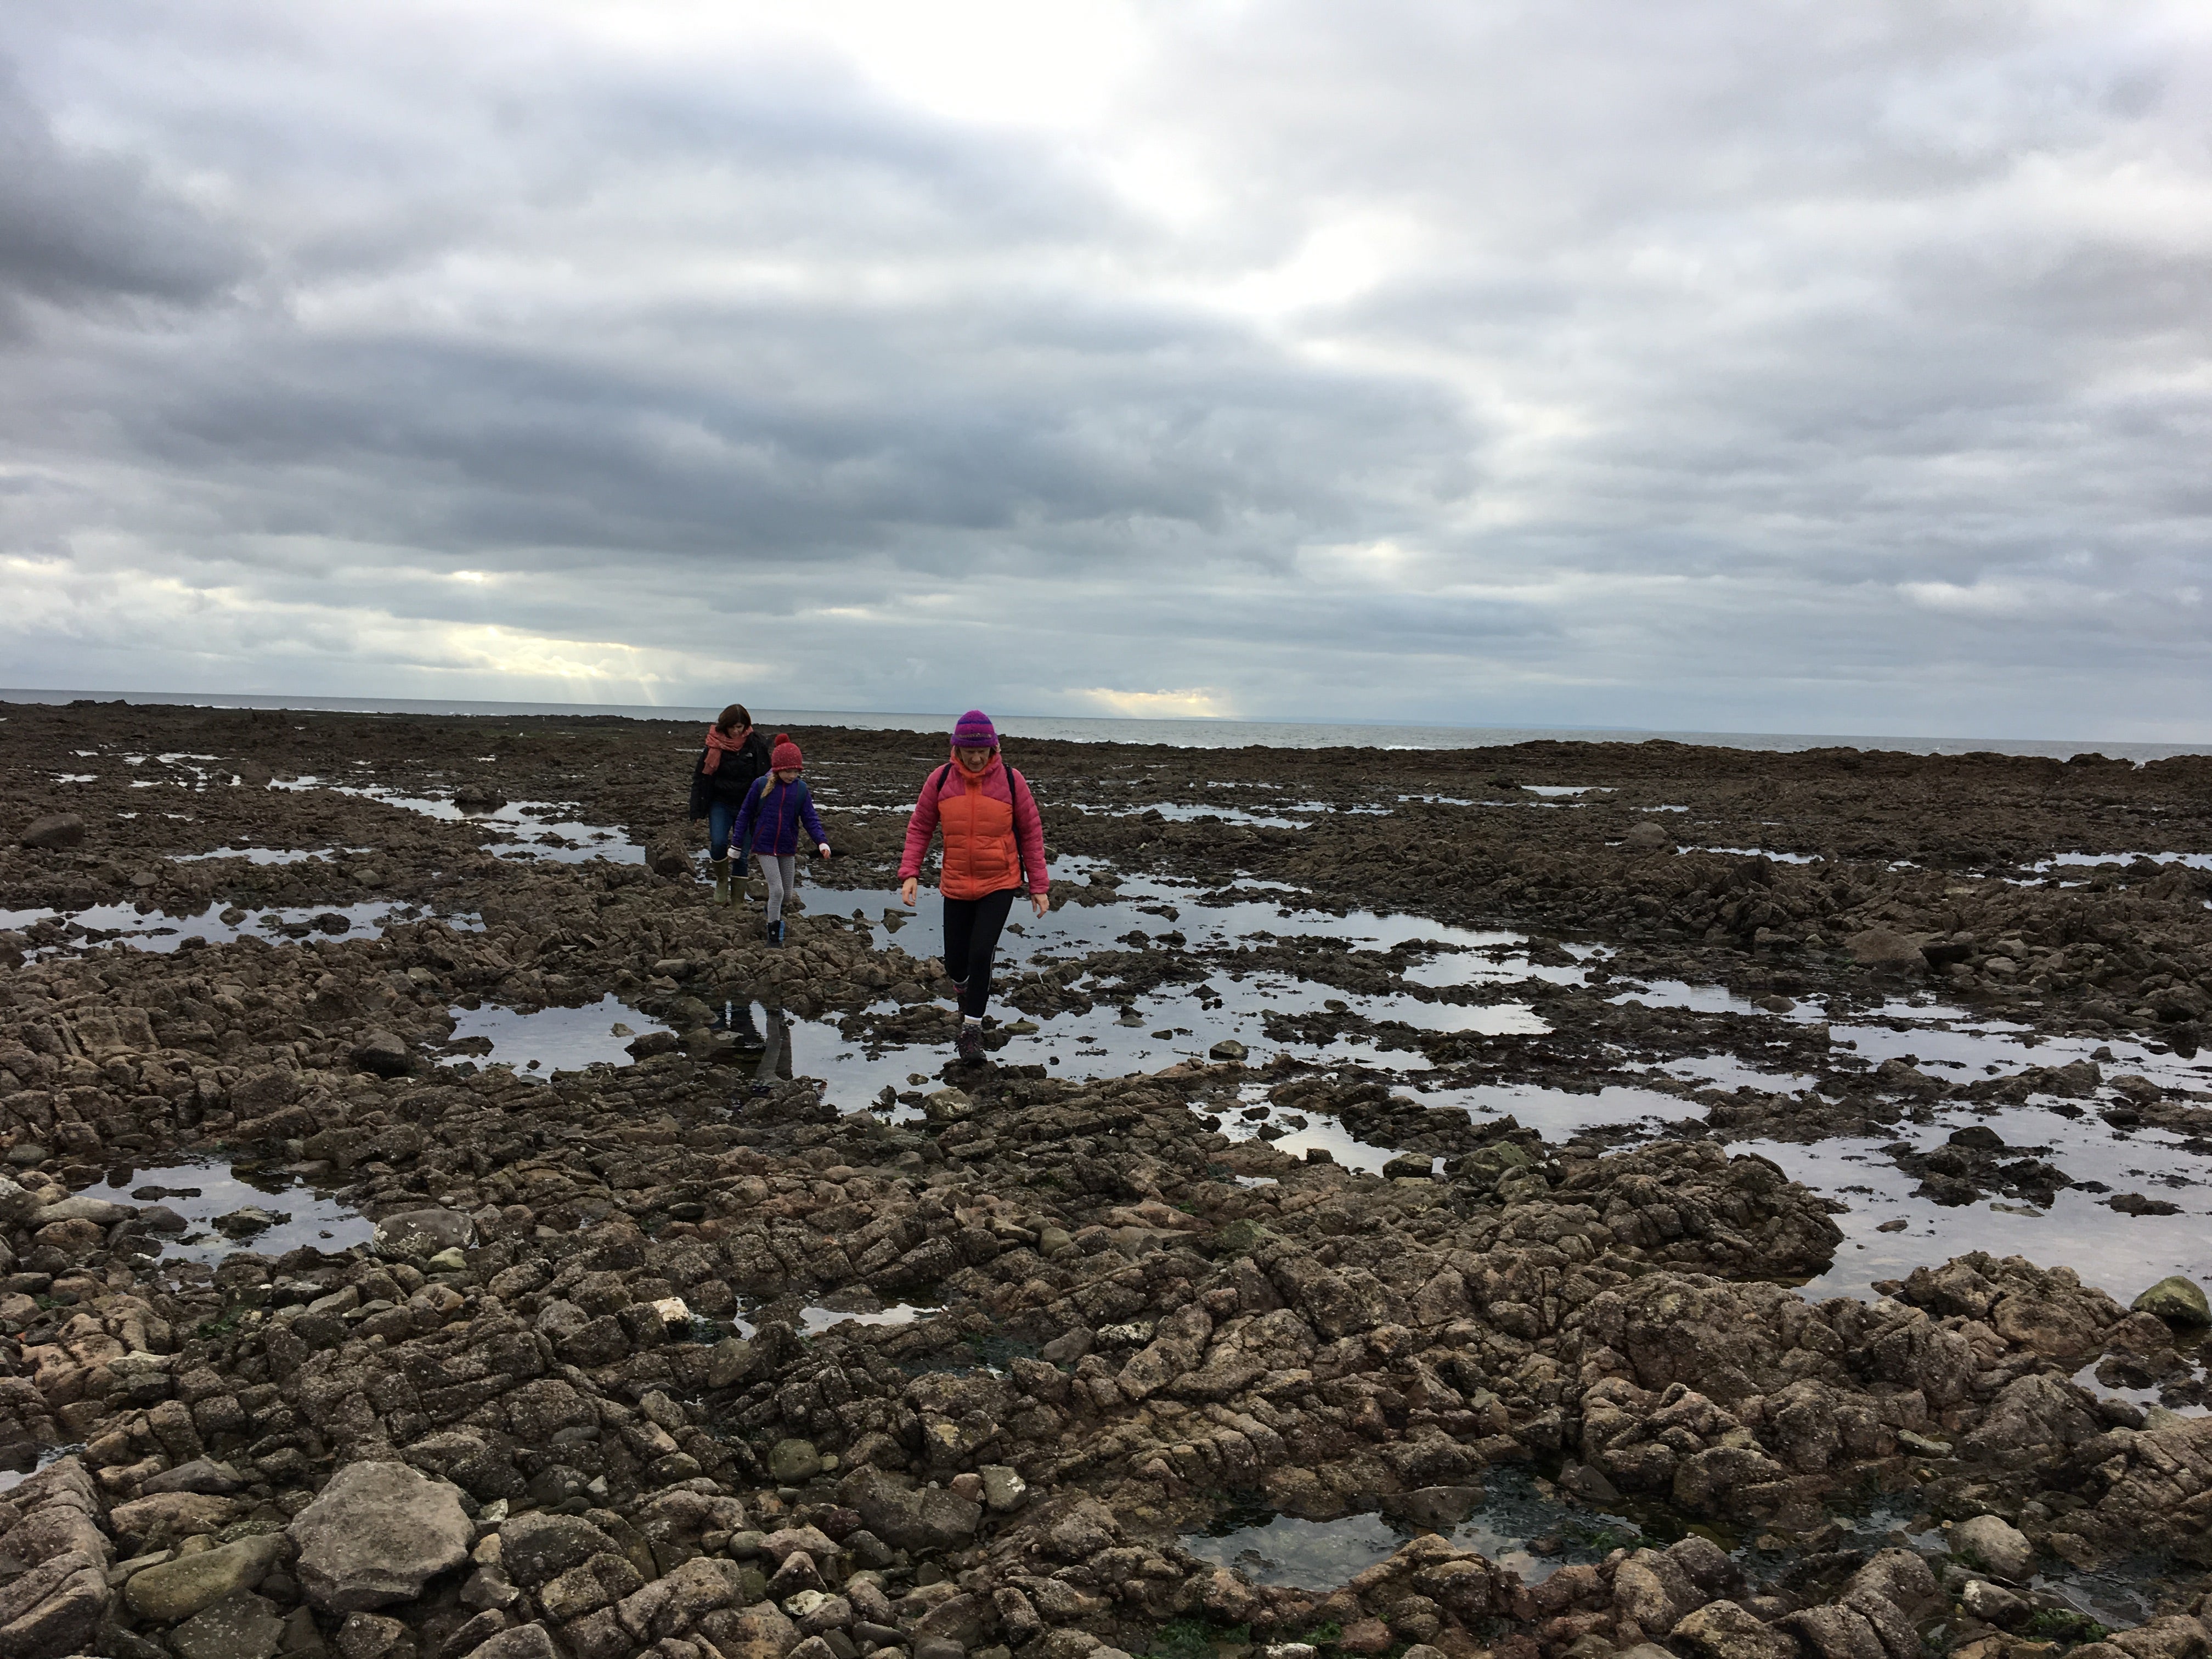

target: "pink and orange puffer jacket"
[898,756,1048,901]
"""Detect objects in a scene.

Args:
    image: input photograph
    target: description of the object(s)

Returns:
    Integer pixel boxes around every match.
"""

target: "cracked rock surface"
[2,702,2211,1659]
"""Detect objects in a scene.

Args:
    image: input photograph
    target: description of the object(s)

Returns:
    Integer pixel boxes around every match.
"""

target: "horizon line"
[3,685,2203,759]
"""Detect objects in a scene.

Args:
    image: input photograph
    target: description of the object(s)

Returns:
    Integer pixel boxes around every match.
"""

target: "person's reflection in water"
[723,998,765,1052]
[751,1006,794,1094]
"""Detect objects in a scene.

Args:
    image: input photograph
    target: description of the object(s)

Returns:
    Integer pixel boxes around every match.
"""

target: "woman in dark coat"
[687,703,773,903]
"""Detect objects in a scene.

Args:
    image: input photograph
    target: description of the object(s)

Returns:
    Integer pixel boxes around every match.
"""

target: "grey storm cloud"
[0,67,250,321]
[1,0,2209,738]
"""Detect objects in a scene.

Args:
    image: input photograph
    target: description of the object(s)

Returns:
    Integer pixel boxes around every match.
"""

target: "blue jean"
[708,802,751,864]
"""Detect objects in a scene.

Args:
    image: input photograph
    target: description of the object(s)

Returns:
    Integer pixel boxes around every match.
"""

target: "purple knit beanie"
[952,709,997,748]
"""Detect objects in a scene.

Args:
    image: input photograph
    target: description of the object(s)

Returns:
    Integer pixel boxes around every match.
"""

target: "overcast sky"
[3,1,2209,740]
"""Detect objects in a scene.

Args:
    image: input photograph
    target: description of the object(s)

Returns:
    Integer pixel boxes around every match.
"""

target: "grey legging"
[761,854,799,924]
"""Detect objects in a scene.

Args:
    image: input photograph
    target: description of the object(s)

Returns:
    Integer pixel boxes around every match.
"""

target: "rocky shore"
[3,699,2211,1659]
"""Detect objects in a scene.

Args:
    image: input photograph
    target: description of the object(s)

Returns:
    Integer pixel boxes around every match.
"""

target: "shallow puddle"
[1684,847,1822,865]
[1659,1054,1820,1093]
[1424,1080,1707,1142]
[1208,1083,1425,1176]
[798,1301,932,1333]
[274,780,644,863]
[7,899,442,956]
[171,846,349,866]
[2033,852,2212,873]
[72,1159,373,1261]
[1185,1466,1637,1588]
[1738,1121,2212,1305]
[1832,1009,2212,1094]
[442,994,673,1076]
[828,874,1554,1087]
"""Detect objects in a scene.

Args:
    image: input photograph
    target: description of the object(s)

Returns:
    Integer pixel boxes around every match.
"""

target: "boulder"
[19,813,86,850]
[706,1601,801,1659]
[289,1461,473,1611]
[768,1438,822,1482]
[142,1458,249,1497]
[499,1513,619,1587]
[125,1534,288,1622]
[1669,1600,1797,1659]
[922,1089,974,1123]
[465,1627,561,1659]
[0,1549,110,1658]
[843,1469,982,1554]
[29,1195,131,1227]
[1847,929,1926,970]
[1951,1515,2034,1582]
[351,1031,413,1078]
[1623,822,1676,852]
[372,1206,475,1260]
[170,1590,284,1659]
[2131,1276,2210,1327]
[110,1489,241,1543]
[0,1176,43,1225]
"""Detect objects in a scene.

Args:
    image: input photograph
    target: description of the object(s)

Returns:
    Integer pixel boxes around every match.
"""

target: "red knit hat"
[770,733,803,772]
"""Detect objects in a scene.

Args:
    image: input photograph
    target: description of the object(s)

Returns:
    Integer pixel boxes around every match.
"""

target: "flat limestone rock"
[289,1462,473,1612]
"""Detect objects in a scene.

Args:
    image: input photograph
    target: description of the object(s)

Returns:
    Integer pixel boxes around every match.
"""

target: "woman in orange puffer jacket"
[898,709,1050,1063]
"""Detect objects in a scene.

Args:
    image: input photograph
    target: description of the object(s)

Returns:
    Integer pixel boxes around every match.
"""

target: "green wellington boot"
[711,857,730,904]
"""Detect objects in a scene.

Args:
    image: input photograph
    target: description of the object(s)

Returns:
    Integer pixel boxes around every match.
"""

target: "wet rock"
[1950,1515,2033,1581]
[19,812,86,850]
[1209,1040,1248,1062]
[289,1460,474,1611]
[2131,1276,2210,1326]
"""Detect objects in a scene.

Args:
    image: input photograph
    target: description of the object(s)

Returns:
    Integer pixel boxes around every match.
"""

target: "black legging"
[944,887,1019,1018]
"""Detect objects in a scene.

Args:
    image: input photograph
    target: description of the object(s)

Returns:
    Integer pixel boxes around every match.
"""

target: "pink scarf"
[702,725,751,774]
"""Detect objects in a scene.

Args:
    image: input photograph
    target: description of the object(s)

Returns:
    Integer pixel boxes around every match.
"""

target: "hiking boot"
[766,918,785,947]
[711,858,730,904]
[955,1023,984,1063]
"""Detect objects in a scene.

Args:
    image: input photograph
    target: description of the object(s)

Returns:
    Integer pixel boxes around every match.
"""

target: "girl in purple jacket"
[732,734,831,945]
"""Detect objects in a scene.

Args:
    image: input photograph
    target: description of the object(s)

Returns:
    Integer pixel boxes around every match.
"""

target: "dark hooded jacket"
[686,728,773,818]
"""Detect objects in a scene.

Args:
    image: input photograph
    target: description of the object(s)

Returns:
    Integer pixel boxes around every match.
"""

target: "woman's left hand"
[817,843,832,859]
[1030,890,1050,918]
